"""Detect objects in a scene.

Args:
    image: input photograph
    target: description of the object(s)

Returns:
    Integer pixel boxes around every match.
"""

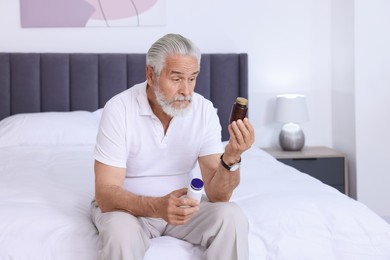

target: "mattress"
[1,111,390,260]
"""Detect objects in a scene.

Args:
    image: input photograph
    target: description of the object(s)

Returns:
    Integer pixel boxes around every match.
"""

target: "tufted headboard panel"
[0,53,248,141]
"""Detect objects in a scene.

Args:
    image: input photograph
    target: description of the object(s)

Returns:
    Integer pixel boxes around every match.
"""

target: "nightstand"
[262,146,348,195]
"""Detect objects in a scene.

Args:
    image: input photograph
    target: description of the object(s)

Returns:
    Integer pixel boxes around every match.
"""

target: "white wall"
[0,0,333,149]
[331,0,390,216]
[354,0,390,216]
[331,1,356,198]
[1,0,389,215]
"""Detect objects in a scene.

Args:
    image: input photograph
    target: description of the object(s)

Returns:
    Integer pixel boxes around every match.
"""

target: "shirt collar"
[137,81,154,116]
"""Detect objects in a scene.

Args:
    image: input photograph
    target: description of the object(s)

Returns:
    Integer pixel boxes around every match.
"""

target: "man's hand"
[224,118,255,164]
[155,188,200,225]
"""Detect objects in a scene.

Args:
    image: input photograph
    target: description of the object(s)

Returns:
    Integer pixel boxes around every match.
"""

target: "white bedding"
[1,111,390,260]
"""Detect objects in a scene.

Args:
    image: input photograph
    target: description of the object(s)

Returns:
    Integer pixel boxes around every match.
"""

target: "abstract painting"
[20,0,166,27]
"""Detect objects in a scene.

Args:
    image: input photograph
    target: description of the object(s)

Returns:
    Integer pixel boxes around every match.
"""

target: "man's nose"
[179,80,191,96]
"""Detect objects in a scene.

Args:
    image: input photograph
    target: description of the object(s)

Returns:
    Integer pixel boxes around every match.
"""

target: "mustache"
[168,96,192,104]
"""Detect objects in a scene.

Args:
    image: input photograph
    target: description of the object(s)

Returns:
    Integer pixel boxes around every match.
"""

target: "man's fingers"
[230,120,252,147]
[167,205,199,225]
[170,188,188,199]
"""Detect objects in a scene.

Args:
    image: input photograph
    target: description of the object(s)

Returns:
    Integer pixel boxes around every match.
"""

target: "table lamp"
[274,94,309,151]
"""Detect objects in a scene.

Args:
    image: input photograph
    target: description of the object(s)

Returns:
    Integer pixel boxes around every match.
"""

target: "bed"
[0,53,390,260]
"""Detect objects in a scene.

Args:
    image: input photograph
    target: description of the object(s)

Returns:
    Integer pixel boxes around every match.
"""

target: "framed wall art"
[20,0,166,28]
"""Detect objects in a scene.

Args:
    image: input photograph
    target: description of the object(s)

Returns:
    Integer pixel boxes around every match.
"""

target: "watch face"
[230,163,240,171]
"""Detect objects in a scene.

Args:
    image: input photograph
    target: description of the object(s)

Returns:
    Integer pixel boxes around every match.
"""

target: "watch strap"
[220,153,241,171]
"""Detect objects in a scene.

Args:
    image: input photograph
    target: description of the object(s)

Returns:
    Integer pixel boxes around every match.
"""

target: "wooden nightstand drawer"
[278,157,345,185]
[331,185,345,194]
[262,147,348,195]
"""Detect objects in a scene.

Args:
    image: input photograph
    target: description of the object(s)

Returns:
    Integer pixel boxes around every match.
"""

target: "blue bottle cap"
[191,178,204,190]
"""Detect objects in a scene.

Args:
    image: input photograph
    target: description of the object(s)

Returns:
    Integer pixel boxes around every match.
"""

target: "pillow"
[0,110,102,147]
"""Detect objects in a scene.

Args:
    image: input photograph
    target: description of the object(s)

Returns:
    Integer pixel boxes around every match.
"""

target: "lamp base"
[279,123,305,151]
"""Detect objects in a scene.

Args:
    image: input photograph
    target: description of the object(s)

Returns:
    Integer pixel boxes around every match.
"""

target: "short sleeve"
[198,101,224,157]
[94,100,127,168]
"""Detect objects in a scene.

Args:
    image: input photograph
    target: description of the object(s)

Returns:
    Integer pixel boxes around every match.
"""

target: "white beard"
[154,83,192,117]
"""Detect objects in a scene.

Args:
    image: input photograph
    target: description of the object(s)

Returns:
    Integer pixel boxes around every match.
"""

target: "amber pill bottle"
[229,97,248,124]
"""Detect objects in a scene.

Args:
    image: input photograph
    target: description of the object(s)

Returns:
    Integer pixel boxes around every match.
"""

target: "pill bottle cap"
[236,97,248,106]
[191,178,204,190]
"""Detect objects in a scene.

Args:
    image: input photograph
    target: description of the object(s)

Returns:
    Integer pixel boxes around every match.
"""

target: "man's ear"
[146,65,155,86]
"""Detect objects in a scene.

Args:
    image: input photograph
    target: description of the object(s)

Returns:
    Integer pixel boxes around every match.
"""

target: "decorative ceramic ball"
[279,123,305,151]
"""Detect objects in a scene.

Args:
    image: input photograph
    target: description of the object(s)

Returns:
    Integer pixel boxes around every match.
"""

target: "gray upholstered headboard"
[0,53,248,141]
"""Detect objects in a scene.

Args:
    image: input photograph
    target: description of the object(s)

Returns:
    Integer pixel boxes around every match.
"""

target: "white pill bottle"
[186,178,204,203]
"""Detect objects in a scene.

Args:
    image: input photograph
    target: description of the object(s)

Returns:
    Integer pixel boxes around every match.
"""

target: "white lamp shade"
[274,94,309,123]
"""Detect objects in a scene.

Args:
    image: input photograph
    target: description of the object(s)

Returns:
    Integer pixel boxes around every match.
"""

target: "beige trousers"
[91,198,249,260]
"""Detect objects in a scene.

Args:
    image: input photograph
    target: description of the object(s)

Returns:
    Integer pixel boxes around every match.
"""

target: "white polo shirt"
[94,82,224,197]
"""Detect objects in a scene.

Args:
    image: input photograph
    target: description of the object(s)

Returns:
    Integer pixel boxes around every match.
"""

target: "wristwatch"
[220,153,241,171]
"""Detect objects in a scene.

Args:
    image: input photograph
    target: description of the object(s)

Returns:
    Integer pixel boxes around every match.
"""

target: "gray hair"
[146,34,201,76]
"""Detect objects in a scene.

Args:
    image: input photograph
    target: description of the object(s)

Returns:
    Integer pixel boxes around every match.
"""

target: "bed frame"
[0,53,248,140]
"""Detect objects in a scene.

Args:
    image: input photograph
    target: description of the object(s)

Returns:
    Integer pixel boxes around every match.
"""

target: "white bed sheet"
[1,144,390,260]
